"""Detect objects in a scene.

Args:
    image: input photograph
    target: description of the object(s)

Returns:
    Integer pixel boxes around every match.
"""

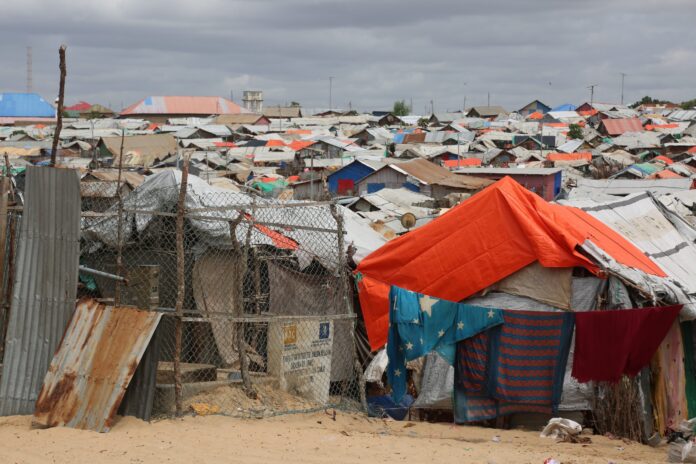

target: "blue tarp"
[551,103,577,112]
[0,93,55,118]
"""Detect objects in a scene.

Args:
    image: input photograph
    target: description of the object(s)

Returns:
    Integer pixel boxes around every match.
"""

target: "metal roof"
[33,299,161,432]
[453,167,563,176]
[0,167,81,415]
[120,96,251,116]
[601,118,644,136]
[0,93,55,118]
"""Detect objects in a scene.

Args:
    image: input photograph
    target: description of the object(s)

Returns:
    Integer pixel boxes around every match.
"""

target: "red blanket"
[572,306,682,383]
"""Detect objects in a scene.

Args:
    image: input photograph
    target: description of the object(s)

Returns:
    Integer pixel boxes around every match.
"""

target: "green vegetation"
[392,100,411,116]
[567,123,583,140]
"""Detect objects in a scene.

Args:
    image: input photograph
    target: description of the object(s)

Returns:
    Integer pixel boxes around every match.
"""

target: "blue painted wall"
[327,161,376,193]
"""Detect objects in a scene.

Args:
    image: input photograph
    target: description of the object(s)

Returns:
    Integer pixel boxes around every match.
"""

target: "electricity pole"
[620,73,627,105]
[587,84,598,105]
[328,76,334,111]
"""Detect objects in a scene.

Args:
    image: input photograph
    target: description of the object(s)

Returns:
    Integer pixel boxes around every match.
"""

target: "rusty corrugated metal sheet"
[33,299,161,432]
[0,166,81,416]
[601,117,644,135]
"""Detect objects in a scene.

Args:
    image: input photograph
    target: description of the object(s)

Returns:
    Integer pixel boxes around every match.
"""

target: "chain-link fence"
[24,171,364,419]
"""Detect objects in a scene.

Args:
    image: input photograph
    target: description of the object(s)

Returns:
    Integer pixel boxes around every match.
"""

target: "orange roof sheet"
[653,155,674,165]
[547,152,592,162]
[265,139,286,147]
[285,129,312,135]
[545,122,569,128]
[649,170,682,179]
[355,176,665,350]
[443,158,482,168]
[688,146,696,154]
[288,140,315,151]
[527,111,543,120]
[578,109,598,116]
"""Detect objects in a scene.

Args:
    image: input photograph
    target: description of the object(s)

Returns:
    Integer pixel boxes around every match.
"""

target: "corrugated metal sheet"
[564,192,696,295]
[601,118,644,135]
[33,299,161,432]
[0,166,81,415]
[0,93,55,118]
[120,96,250,116]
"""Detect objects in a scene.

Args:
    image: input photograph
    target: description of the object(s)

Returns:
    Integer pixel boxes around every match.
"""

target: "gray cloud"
[1,0,695,113]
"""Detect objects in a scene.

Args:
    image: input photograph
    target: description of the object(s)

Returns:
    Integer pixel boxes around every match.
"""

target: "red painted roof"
[120,96,250,116]
[214,141,236,148]
[65,101,92,111]
[601,118,644,136]
[688,146,696,154]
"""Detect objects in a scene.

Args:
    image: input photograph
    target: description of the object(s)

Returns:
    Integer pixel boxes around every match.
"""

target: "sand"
[0,411,667,464]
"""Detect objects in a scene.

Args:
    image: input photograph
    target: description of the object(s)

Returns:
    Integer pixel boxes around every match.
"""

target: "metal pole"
[114,128,126,305]
[620,73,626,105]
[329,76,334,111]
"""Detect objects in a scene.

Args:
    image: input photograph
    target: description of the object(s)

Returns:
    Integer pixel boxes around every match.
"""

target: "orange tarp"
[443,158,482,168]
[355,177,665,351]
[547,152,592,162]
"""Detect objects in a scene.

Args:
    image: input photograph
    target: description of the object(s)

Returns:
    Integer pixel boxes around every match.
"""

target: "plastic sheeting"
[357,176,665,351]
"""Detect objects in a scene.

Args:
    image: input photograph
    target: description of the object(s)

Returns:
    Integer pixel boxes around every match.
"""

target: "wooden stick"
[114,129,126,305]
[174,155,190,416]
[50,45,67,167]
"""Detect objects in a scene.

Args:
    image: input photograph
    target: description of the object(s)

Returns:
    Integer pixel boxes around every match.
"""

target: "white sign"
[268,319,333,404]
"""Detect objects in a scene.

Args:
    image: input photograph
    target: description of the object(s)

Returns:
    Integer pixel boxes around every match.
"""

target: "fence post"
[174,156,189,417]
[330,202,368,411]
[229,205,257,399]
[114,129,126,305]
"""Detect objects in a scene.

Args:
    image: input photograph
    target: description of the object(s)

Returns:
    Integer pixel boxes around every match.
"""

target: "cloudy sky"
[1,0,694,114]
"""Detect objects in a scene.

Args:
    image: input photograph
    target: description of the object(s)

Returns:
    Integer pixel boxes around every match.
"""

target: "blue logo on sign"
[319,322,330,339]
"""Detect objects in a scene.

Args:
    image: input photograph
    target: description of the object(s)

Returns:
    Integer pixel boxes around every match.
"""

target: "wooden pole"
[174,155,190,416]
[114,129,126,305]
[50,45,67,167]
[228,207,257,399]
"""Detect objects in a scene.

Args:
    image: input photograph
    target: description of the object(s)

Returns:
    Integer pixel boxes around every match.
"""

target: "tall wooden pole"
[174,155,190,416]
[50,45,67,166]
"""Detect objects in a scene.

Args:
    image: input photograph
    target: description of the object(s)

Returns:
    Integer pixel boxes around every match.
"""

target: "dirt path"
[0,411,666,463]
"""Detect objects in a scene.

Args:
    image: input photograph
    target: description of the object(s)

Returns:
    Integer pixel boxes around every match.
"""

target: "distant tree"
[417,117,429,129]
[567,123,583,140]
[681,98,696,110]
[290,101,301,107]
[392,100,411,116]
[629,95,674,109]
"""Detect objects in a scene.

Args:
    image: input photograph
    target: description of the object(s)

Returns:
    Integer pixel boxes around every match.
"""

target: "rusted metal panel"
[0,166,81,415]
[33,299,162,432]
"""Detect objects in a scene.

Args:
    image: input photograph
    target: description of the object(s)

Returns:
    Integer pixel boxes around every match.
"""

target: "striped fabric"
[454,310,574,423]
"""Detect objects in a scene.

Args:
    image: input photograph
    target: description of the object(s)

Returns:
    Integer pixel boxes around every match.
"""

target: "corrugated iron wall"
[0,166,81,415]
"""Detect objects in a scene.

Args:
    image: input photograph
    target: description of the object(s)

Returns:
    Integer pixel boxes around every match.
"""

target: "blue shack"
[327,159,384,195]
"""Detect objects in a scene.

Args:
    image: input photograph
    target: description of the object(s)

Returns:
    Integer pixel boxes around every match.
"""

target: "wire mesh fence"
[0,171,364,419]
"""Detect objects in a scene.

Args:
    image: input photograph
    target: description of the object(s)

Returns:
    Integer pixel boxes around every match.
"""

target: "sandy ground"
[0,411,667,464]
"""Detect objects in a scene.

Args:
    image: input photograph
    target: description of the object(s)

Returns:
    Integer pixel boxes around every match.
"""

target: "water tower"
[242,90,263,113]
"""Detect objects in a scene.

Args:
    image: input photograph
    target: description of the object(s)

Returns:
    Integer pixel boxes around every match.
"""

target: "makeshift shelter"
[355,176,691,439]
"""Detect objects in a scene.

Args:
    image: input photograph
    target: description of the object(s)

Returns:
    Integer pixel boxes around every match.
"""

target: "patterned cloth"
[455,310,575,422]
[387,286,504,401]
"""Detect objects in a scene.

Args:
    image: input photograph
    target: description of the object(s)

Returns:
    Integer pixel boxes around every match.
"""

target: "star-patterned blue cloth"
[387,286,505,402]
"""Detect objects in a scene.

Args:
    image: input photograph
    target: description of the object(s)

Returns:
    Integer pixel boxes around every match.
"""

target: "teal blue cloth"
[387,286,504,401]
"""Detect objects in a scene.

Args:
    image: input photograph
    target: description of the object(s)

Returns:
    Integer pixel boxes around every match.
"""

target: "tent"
[355,176,673,351]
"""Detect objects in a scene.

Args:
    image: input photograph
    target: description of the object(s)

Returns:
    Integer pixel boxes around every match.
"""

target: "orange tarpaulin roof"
[443,158,482,168]
[527,111,543,120]
[266,139,286,147]
[547,152,592,161]
[653,155,674,165]
[355,176,665,351]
